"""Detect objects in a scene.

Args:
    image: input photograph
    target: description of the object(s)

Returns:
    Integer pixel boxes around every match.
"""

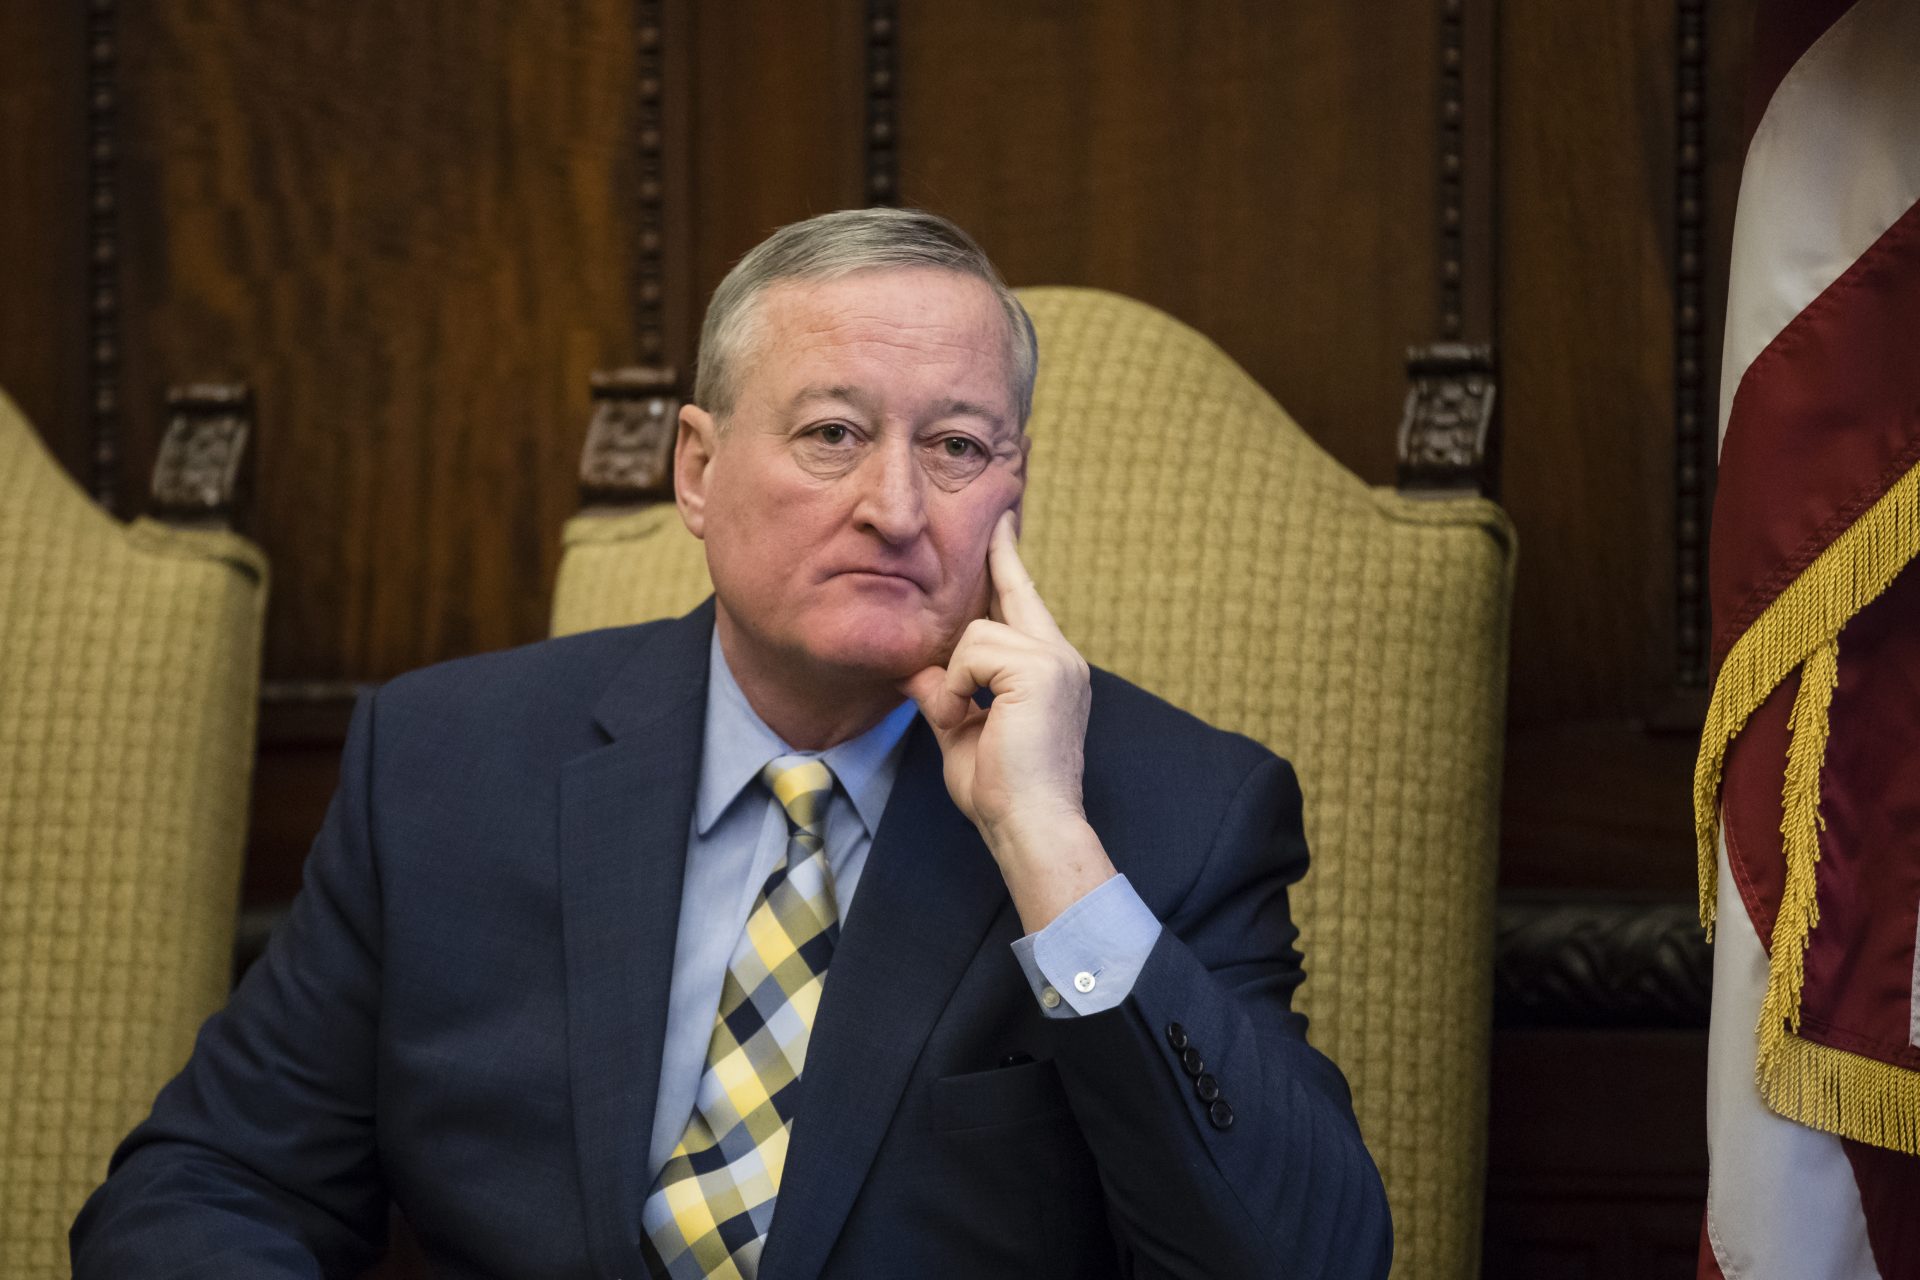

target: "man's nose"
[852,440,928,543]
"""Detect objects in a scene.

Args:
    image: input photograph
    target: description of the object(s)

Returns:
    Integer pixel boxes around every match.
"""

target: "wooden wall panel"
[0,0,1784,1271]
[1484,1031,1708,1279]
[1496,0,1755,898]
[0,2,89,482]
[893,0,1438,488]
[686,3,867,322]
[114,0,652,680]
[1500,0,1681,728]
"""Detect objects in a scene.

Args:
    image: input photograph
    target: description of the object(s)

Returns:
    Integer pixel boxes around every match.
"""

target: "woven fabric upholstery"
[549,288,1515,1279]
[0,390,266,1277]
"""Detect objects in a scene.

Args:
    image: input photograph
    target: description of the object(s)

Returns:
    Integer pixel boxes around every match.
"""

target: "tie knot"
[761,755,834,837]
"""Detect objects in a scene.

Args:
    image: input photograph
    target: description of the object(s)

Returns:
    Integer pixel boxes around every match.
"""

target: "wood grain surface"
[894,0,1436,491]
[0,2,89,482]
[1502,0,1681,725]
[115,0,651,677]
[0,1,1773,1269]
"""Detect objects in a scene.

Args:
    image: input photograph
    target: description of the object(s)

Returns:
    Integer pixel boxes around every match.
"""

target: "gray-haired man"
[76,209,1390,1279]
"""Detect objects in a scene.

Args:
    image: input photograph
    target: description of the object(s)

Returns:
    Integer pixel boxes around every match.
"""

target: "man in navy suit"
[73,209,1390,1278]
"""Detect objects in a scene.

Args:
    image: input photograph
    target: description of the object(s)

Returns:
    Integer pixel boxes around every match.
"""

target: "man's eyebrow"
[934,398,1004,425]
[785,386,1010,434]
[928,399,1013,440]
[787,383,870,411]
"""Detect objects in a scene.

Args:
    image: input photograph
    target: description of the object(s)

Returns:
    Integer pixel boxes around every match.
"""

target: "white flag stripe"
[1705,832,1881,1280]
[1717,0,1920,446]
[1910,906,1920,1049]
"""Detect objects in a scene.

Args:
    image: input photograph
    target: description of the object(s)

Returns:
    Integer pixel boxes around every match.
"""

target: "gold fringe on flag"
[1691,458,1920,1153]
[1694,460,1920,932]
[1757,633,1836,1051]
[1756,1030,1920,1155]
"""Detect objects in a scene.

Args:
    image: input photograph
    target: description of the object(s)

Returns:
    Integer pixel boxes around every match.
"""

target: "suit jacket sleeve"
[1055,752,1393,1280]
[71,690,390,1279]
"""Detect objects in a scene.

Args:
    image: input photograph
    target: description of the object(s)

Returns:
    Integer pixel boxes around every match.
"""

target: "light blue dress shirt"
[644,634,1162,1180]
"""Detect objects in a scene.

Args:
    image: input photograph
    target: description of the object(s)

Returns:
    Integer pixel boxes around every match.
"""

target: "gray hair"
[694,207,1039,428]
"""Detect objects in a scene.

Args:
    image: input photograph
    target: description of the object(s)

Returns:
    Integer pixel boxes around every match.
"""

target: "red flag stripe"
[1842,1136,1920,1279]
[1708,198,1920,665]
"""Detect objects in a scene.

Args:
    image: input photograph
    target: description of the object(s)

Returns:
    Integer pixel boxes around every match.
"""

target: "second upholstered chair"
[0,389,266,1278]
[550,288,1515,1279]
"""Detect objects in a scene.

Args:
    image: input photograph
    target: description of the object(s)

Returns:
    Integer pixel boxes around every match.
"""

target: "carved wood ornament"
[149,383,251,528]
[1494,899,1710,1028]
[578,366,681,507]
[1398,343,1498,498]
[576,2,683,513]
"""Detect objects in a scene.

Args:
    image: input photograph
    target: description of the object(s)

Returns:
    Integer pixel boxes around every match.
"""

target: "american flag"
[1694,0,1920,1275]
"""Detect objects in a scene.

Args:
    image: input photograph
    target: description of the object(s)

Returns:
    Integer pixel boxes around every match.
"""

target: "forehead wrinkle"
[756,276,1019,424]
[805,314,998,364]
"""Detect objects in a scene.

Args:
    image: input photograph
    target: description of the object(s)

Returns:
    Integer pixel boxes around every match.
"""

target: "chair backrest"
[551,287,1515,1279]
[0,390,267,1276]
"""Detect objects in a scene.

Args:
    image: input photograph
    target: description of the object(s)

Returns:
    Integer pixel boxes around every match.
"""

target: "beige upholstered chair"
[551,288,1515,1279]
[0,389,267,1276]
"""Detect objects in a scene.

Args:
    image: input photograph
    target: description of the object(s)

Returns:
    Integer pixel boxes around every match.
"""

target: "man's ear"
[674,403,719,540]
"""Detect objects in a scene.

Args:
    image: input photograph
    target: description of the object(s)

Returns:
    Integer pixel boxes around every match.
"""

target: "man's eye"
[816,424,850,445]
[939,437,980,458]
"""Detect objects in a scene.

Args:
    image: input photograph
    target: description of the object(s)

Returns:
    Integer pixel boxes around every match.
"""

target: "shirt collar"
[695,631,917,838]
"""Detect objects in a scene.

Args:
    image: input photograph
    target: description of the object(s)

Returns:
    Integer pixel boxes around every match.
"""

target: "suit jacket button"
[1181,1046,1205,1078]
[1166,1022,1189,1051]
[1194,1072,1220,1103]
[1208,1099,1235,1130]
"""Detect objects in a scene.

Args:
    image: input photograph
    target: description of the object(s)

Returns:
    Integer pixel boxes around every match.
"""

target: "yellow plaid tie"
[641,756,839,1279]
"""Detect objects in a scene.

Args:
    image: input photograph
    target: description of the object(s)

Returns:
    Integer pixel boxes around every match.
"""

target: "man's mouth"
[835,568,923,590]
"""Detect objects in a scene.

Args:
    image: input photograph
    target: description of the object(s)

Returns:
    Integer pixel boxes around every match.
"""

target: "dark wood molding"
[86,0,120,512]
[149,383,250,529]
[1674,0,1712,689]
[259,679,369,706]
[1397,342,1499,497]
[1437,0,1496,344]
[578,366,681,509]
[1438,0,1466,340]
[636,0,669,367]
[1420,1,1500,500]
[865,0,898,205]
[1493,897,1711,1028]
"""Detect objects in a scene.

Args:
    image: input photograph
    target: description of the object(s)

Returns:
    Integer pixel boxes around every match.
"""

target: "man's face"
[677,266,1028,696]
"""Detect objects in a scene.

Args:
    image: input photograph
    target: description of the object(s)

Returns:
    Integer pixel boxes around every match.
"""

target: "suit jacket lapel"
[558,602,712,1280]
[758,718,1011,1280]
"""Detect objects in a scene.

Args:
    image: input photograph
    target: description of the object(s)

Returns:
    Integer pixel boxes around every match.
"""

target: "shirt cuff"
[1008,874,1162,1018]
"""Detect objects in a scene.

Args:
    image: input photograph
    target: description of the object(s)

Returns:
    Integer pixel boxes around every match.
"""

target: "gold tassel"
[1758,1030,1920,1156]
[1694,461,1920,935]
[1755,636,1836,1066]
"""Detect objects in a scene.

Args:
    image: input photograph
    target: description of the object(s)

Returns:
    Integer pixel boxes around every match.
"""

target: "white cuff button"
[1040,985,1062,1009]
[1073,971,1097,994]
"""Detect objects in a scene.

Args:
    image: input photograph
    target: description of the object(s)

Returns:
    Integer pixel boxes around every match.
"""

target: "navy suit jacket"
[73,601,1390,1278]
